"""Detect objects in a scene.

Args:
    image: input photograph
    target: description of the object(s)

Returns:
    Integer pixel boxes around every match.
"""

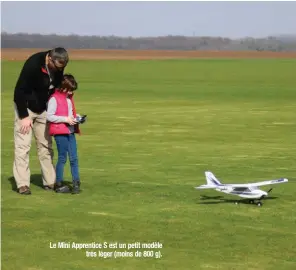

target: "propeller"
[267,188,273,193]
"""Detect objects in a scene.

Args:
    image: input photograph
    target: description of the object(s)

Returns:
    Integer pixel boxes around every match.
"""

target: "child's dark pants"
[54,133,80,184]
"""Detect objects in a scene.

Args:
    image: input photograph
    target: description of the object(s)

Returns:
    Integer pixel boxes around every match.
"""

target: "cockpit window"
[233,187,250,192]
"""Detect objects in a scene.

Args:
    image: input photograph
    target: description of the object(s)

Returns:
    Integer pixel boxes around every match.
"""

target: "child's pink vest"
[48,90,80,136]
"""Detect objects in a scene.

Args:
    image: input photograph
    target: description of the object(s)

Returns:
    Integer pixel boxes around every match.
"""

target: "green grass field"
[1,58,296,270]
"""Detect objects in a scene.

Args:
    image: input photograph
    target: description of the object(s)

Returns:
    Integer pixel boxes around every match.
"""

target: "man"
[13,47,69,195]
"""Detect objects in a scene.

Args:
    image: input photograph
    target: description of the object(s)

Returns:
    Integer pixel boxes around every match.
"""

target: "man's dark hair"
[49,47,69,64]
[61,74,78,91]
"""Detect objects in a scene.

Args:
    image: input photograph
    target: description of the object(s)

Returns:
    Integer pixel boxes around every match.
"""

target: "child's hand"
[66,116,77,125]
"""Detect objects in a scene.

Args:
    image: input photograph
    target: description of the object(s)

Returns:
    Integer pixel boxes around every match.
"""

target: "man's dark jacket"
[14,51,64,119]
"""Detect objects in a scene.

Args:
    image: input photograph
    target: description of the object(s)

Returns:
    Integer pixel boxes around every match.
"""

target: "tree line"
[2,32,296,51]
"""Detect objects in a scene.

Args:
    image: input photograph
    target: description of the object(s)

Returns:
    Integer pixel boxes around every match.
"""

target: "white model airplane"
[195,171,288,206]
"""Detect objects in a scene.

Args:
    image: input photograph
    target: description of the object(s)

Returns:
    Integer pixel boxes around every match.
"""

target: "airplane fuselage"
[215,186,268,199]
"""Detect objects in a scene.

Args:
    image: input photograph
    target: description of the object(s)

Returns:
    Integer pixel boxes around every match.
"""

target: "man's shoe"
[18,186,31,195]
[72,181,80,194]
[44,184,55,191]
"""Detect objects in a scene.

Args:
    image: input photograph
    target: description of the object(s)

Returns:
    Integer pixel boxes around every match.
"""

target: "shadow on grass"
[8,174,72,192]
[197,195,278,205]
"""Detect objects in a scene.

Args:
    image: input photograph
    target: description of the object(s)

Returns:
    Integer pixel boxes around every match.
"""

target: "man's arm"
[55,69,64,84]
[46,97,68,123]
[13,58,37,119]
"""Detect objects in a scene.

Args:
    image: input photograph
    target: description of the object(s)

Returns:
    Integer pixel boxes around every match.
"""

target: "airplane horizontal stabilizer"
[195,185,218,189]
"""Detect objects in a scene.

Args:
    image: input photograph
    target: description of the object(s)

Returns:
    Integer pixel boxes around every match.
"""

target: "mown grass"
[1,58,296,270]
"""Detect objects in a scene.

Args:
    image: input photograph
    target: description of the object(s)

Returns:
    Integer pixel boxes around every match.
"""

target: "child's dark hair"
[61,74,78,91]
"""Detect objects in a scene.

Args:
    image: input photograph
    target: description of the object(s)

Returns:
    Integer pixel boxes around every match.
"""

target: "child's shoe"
[72,181,80,194]
[55,182,71,193]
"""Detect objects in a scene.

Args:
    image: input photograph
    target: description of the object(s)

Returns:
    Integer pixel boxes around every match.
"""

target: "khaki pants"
[13,105,56,189]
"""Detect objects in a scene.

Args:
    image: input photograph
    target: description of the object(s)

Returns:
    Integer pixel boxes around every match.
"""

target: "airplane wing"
[226,178,288,188]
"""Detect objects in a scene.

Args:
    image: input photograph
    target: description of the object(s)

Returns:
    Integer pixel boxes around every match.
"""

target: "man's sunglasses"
[49,57,67,70]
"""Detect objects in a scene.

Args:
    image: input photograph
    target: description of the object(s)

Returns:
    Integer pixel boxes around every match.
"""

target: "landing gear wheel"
[249,200,254,204]
[235,201,239,205]
[257,202,262,207]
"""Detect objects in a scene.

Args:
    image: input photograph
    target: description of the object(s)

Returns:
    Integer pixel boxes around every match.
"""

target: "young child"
[47,74,81,194]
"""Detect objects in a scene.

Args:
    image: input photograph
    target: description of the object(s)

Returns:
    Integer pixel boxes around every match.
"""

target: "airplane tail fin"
[205,171,222,186]
[195,171,222,190]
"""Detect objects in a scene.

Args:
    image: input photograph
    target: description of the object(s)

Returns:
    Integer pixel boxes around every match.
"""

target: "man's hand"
[20,117,33,134]
[65,116,77,126]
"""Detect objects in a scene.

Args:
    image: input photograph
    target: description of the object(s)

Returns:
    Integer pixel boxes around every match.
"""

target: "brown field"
[1,48,296,61]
